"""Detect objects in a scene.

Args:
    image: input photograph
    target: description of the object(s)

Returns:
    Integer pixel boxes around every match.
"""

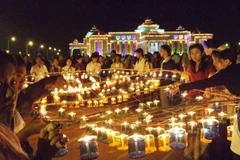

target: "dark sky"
[0,0,240,56]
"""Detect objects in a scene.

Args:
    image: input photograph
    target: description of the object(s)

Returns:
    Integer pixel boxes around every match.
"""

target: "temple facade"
[69,18,213,57]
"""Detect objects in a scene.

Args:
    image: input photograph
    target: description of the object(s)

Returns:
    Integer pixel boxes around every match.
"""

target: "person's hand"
[45,75,67,89]
[170,86,180,95]
[39,122,68,148]
[25,116,46,135]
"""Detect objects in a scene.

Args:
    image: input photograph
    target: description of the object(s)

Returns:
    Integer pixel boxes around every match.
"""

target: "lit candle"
[149,85,154,92]
[145,134,156,153]
[111,98,116,104]
[178,114,187,121]
[187,111,195,119]
[58,108,65,118]
[99,100,104,107]
[146,101,153,108]
[180,77,185,83]
[117,95,122,103]
[205,108,214,117]
[87,100,92,108]
[108,131,120,147]
[68,112,76,121]
[122,107,129,114]
[172,74,177,81]
[146,127,154,135]
[144,88,149,94]
[187,121,197,135]
[203,119,219,140]
[123,94,128,101]
[128,134,146,158]
[181,92,188,102]
[196,96,203,102]
[218,111,227,123]
[153,100,160,108]
[158,133,171,152]
[121,122,129,133]
[103,96,108,104]
[169,127,186,150]
[116,134,128,150]
[114,108,121,115]
[78,136,98,160]
[93,100,98,107]
[136,89,141,95]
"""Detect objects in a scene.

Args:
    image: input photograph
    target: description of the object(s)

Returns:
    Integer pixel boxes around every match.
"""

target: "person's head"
[76,56,83,64]
[189,43,204,63]
[91,52,99,63]
[111,50,116,57]
[0,51,17,121]
[153,51,160,59]
[135,48,144,59]
[35,56,43,65]
[12,55,26,92]
[115,54,121,62]
[66,58,72,67]
[212,47,236,71]
[23,54,29,63]
[53,58,59,66]
[99,56,105,63]
[204,39,221,56]
[59,55,64,60]
[160,45,171,59]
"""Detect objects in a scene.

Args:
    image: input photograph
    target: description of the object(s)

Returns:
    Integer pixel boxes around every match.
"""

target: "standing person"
[110,54,124,70]
[134,48,150,76]
[171,48,239,160]
[30,56,48,82]
[74,56,85,71]
[23,54,32,75]
[160,45,179,86]
[152,51,161,68]
[50,58,62,73]
[86,52,101,75]
[186,43,216,99]
[0,51,68,160]
[58,55,65,67]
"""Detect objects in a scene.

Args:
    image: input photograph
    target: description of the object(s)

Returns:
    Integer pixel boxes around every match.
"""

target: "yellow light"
[49,47,52,50]
[238,42,240,46]
[225,43,229,47]
[11,37,16,41]
[40,44,44,48]
[54,48,57,51]
[28,41,33,46]
[58,49,61,52]
[6,50,9,53]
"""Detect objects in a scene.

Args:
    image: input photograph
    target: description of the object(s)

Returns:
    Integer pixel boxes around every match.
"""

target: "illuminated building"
[69,18,213,56]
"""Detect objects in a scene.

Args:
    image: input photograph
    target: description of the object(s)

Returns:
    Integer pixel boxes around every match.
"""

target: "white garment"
[86,62,101,75]
[134,58,150,76]
[30,64,48,82]
[110,62,124,70]
[231,117,240,155]
[13,110,26,134]
[62,66,75,72]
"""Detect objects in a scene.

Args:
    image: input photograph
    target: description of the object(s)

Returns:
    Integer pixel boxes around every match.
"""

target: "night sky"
[0,0,240,57]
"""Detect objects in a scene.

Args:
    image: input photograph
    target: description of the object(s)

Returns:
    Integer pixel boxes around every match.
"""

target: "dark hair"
[189,44,209,73]
[153,51,161,60]
[35,55,43,61]
[12,54,25,67]
[212,48,237,64]
[91,52,99,59]
[189,43,204,53]
[115,54,121,58]
[204,39,221,48]
[135,48,144,55]
[161,45,171,56]
[0,50,16,68]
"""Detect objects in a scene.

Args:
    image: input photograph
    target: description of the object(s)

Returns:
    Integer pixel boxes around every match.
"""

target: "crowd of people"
[1,38,240,159]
